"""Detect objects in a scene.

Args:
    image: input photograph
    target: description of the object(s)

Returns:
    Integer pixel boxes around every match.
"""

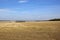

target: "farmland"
[0,21,60,40]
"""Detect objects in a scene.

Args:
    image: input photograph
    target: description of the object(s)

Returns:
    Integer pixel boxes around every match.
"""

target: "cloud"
[0,8,32,20]
[18,0,28,3]
[0,8,18,14]
[0,8,22,20]
[0,8,28,15]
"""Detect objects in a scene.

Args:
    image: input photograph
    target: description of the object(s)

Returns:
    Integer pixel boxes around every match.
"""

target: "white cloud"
[18,0,28,3]
[0,8,28,15]
[0,8,32,20]
[0,8,21,20]
[0,8,18,14]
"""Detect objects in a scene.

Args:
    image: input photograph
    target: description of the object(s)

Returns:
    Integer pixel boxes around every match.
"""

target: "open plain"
[0,21,60,40]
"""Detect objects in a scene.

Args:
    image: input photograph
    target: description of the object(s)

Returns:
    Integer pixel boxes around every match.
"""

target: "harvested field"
[0,21,60,40]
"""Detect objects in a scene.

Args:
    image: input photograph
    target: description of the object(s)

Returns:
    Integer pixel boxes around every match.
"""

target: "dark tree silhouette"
[49,18,60,21]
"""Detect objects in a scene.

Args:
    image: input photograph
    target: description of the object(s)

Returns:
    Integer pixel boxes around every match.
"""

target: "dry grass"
[0,21,60,40]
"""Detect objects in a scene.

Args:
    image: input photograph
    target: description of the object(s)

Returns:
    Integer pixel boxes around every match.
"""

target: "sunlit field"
[0,21,60,40]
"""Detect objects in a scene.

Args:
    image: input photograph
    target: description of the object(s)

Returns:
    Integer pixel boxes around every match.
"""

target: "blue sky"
[0,0,60,20]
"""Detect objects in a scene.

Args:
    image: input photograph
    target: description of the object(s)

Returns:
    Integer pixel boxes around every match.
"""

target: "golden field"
[0,21,60,40]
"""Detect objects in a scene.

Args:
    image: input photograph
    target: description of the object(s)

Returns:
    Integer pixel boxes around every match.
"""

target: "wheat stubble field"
[0,21,60,40]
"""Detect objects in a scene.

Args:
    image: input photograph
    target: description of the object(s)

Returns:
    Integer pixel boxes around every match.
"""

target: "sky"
[0,0,60,20]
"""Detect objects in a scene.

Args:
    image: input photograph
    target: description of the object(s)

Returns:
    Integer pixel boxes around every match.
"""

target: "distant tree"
[16,20,26,22]
[49,18,60,21]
